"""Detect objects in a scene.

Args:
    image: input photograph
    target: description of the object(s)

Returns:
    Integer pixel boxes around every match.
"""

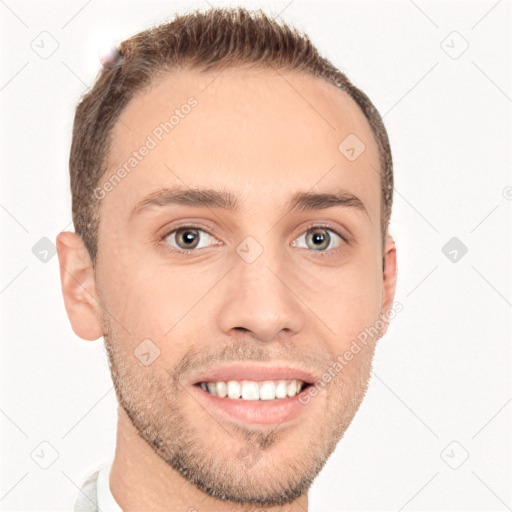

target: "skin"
[57,66,397,512]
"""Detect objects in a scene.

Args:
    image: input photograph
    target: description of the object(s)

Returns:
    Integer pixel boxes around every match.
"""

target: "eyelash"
[160,223,349,256]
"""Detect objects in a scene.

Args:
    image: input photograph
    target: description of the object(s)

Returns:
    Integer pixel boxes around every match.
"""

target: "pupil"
[308,228,329,250]
[180,229,198,248]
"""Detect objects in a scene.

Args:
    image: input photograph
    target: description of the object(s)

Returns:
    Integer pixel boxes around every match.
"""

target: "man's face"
[93,67,394,505]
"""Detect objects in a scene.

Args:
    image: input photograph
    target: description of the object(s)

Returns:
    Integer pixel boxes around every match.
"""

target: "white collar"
[96,463,122,512]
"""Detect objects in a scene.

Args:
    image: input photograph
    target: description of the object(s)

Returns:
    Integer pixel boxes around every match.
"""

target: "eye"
[161,224,347,255]
[163,226,219,253]
[292,226,345,252]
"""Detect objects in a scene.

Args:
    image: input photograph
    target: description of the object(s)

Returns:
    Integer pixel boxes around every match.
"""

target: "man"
[57,6,397,511]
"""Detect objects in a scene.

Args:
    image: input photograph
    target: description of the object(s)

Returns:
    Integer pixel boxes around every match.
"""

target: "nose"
[216,255,306,343]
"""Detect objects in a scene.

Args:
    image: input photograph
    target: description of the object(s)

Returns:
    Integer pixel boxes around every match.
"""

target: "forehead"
[103,67,381,221]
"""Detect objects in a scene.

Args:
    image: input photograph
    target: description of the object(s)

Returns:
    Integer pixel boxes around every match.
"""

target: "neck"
[109,405,309,512]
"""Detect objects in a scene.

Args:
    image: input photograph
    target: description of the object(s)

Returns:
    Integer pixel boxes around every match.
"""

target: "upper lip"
[191,363,319,385]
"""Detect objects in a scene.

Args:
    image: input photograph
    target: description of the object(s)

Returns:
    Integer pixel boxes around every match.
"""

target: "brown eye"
[164,226,217,252]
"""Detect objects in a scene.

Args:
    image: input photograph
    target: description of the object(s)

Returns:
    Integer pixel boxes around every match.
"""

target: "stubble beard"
[100,311,376,508]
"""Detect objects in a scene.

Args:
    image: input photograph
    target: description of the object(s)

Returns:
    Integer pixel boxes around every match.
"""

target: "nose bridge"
[216,237,305,341]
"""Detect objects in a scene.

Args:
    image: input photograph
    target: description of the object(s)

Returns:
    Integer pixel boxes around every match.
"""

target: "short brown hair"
[69,6,393,266]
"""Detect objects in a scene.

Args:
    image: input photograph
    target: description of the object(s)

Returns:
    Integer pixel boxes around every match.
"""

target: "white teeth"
[216,381,227,398]
[227,380,241,399]
[200,379,305,400]
[259,382,275,400]
[241,382,259,400]
[275,381,288,399]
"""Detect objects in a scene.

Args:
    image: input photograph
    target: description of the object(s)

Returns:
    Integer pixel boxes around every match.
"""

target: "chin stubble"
[99,311,375,507]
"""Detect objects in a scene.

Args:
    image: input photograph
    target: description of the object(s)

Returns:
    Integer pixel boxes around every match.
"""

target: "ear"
[380,234,398,335]
[56,231,103,341]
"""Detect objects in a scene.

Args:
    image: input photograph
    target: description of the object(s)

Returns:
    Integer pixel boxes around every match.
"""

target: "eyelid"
[298,221,351,244]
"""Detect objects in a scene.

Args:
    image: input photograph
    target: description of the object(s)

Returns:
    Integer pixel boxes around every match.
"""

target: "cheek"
[95,247,168,338]
[100,256,211,346]
[317,255,383,346]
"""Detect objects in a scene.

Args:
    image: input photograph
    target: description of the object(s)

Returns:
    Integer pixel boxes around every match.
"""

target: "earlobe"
[56,231,103,341]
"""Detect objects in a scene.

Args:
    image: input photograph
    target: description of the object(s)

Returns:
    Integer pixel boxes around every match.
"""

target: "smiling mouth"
[194,379,312,401]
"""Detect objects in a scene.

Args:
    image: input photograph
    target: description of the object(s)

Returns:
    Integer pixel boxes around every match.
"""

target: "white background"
[1,0,511,510]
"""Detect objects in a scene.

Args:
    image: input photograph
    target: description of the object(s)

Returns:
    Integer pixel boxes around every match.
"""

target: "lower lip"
[192,384,311,425]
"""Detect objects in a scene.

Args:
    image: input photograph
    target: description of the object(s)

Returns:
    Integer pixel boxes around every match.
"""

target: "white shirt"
[96,463,122,512]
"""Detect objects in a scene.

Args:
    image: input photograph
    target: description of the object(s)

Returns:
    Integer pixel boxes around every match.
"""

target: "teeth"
[216,381,227,398]
[227,380,241,399]
[241,381,259,400]
[200,379,305,400]
[259,382,275,400]
[275,381,288,399]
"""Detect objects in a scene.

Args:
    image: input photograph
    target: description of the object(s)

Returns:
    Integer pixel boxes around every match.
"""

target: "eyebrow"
[129,186,368,219]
